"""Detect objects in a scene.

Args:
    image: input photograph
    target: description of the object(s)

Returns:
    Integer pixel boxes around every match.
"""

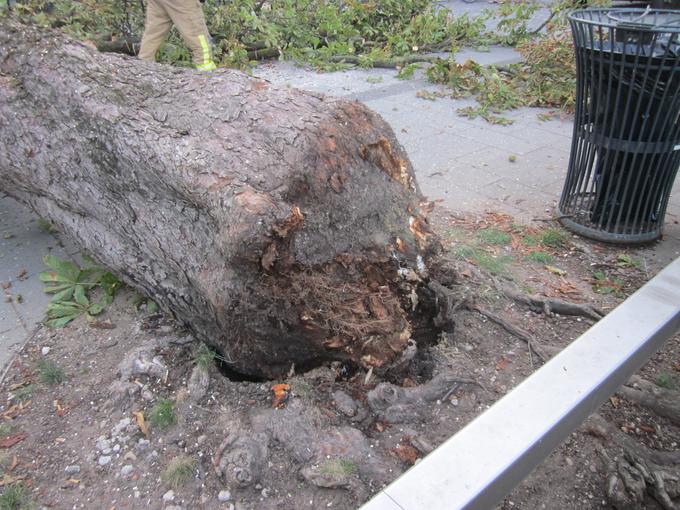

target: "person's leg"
[138,0,173,62]
[164,0,216,70]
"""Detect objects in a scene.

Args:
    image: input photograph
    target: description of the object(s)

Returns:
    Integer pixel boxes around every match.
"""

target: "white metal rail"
[360,257,680,510]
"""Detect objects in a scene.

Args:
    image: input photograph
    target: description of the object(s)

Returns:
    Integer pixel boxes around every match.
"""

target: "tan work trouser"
[139,0,216,70]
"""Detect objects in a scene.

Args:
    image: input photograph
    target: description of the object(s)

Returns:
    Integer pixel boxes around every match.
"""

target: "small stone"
[187,365,210,402]
[255,484,262,490]
[218,490,231,502]
[113,417,132,434]
[41,347,50,356]
[113,444,121,453]
[196,435,207,446]
[121,465,134,476]
[65,465,80,475]
[163,490,175,502]
[142,390,154,401]
[98,456,112,466]
[96,438,112,452]
[565,457,574,467]
[103,338,118,348]
[137,438,151,450]
[261,488,270,498]
[134,490,141,498]
[124,451,137,462]
[102,448,112,455]
[332,390,358,417]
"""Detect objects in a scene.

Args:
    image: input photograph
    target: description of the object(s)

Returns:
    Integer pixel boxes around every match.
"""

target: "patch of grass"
[591,271,624,296]
[149,398,176,431]
[616,253,641,269]
[0,484,29,510]
[0,424,14,439]
[161,456,196,488]
[36,218,58,234]
[521,234,539,247]
[37,360,66,385]
[525,251,554,264]
[538,227,568,247]
[454,244,510,275]
[475,253,511,276]
[476,228,511,246]
[9,385,33,404]
[443,227,466,243]
[656,373,675,389]
[454,244,483,261]
[194,343,215,369]
[320,458,358,478]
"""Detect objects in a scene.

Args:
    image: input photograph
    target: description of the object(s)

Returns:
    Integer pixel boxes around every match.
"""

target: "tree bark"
[0,19,438,378]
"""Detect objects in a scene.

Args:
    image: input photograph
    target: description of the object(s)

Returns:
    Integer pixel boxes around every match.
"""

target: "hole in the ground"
[213,351,266,383]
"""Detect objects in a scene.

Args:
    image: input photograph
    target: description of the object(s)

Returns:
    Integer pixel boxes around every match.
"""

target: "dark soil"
[0,209,677,510]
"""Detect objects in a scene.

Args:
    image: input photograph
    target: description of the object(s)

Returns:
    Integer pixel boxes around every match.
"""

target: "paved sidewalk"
[2,17,680,372]
[0,196,80,370]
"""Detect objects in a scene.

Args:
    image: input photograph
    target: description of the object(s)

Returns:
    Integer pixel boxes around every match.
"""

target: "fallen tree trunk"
[0,19,439,378]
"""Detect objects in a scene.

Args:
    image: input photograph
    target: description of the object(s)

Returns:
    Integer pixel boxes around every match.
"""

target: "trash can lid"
[570,7,680,33]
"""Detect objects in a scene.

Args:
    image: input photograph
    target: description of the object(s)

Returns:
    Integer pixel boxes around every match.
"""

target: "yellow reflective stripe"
[196,61,217,71]
[198,34,211,66]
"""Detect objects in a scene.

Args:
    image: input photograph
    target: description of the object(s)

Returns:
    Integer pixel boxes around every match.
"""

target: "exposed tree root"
[590,414,680,510]
[427,280,467,332]
[619,376,680,426]
[367,371,485,423]
[428,274,560,367]
[469,305,557,364]
[501,286,604,321]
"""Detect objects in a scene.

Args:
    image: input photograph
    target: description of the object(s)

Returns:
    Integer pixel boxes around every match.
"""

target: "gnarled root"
[501,286,604,321]
[619,376,680,426]
[367,372,484,423]
[591,414,680,510]
[213,432,269,488]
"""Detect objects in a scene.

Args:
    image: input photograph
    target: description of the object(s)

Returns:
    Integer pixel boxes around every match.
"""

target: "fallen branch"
[327,54,443,69]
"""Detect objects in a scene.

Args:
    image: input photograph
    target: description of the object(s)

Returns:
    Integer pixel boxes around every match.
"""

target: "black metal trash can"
[558,8,680,243]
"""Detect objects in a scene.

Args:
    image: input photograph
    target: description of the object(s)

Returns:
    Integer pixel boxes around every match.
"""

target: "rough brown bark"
[0,19,438,378]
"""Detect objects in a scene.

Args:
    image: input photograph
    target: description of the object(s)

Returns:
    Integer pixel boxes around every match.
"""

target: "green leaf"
[46,316,78,328]
[147,301,159,314]
[46,302,82,318]
[77,267,106,287]
[100,272,122,296]
[73,286,89,307]
[38,270,75,284]
[43,282,73,294]
[38,271,59,283]
[50,287,75,303]
[88,303,104,316]
[43,255,80,282]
